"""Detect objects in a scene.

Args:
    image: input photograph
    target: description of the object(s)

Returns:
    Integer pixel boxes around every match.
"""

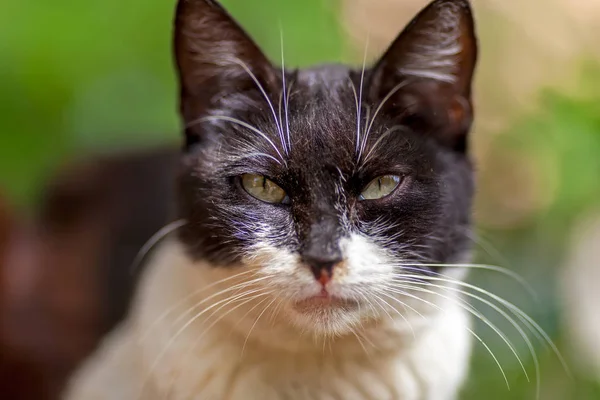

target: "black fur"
[174,0,478,273]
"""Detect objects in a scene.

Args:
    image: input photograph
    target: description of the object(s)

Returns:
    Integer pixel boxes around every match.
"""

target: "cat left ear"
[174,0,278,147]
[368,0,477,152]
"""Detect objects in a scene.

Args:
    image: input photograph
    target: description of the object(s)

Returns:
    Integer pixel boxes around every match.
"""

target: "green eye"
[241,174,288,204]
[359,175,402,200]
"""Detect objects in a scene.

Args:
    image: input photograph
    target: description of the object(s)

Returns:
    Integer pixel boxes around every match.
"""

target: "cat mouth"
[292,293,359,313]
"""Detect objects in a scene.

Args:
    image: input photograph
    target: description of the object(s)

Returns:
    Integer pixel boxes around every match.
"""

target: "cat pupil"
[241,173,287,204]
[360,175,402,200]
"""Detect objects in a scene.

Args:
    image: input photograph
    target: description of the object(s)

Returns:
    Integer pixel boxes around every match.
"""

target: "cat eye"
[359,175,402,201]
[241,174,289,204]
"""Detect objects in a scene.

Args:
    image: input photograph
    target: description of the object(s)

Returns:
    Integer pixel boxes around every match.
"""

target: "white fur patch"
[64,239,472,399]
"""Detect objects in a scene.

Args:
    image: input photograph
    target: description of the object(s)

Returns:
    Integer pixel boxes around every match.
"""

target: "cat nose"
[302,254,342,286]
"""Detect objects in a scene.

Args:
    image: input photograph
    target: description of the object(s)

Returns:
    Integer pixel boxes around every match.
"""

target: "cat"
[64,0,478,398]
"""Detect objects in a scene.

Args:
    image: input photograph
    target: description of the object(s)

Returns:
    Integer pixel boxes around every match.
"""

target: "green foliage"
[500,68,600,226]
[0,0,345,205]
[463,67,600,399]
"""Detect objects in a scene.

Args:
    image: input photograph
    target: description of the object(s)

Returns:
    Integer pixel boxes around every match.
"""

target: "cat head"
[173,0,477,336]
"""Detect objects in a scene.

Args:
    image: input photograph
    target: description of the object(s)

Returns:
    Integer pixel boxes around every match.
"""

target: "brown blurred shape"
[1,147,178,399]
[0,197,50,399]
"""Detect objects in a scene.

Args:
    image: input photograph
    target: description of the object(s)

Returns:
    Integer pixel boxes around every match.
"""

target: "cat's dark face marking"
[172,0,477,332]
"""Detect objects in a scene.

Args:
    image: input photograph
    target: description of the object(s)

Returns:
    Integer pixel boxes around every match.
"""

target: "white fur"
[64,235,472,400]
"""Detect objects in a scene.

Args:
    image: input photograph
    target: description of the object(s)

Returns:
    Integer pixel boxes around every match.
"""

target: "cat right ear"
[368,0,477,153]
[174,0,278,147]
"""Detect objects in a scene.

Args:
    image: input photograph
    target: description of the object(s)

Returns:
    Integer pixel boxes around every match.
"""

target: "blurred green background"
[1,0,599,398]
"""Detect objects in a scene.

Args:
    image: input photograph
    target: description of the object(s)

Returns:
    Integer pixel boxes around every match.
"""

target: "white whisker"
[381,282,511,389]
[138,269,259,343]
[355,33,369,157]
[361,125,407,166]
[393,262,535,298]
[395,277,541,397]
[137,286,270,399]
[392,269,569,376]
[230,57,286,152]
[236,152,283,165]
[241,296,279,357]
[130,219,187,275]
[174,290,274,400]
[389,279,532,386]
[370,290,416,338]
[412,277,572,377]
[279,26,291,154]
[190,115,286,164]
[350,326,372,359]
[359,80,411,165]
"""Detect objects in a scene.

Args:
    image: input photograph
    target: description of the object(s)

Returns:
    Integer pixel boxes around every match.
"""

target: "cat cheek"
[242,242,312,282]
[341,234,394,276]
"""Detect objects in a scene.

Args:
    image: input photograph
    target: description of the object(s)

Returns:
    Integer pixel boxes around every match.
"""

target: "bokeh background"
[1,0,599,398]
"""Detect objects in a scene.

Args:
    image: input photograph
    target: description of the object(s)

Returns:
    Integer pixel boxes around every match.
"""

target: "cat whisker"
[278,89,284,154]
[139,268,260,343]
[388,279,533,385]
[355,33,369,158]
[268,297,285,325]
[396,266,542,344]
[360,288,386,319]
[197,289,274,337]
[396,262,535,298]
[459,226,514,275]
[354,292,387,349]
[279,26,291,154]
[241,296,279,357]
[147,277,271,351]
[189,115,286,165]
[391,277,541,397]
[361,104,371,157]
[380,282,511,390]
[130,219,188,275]
[138,287,272,400]
[193,290,274,345]
[349,326,372,360]
[358,80,411,166]
[361,125,408,166]
[349,75,359,144]
[394,268,549,343]
[355,316,378,350]
[370,291,416,339]
[229,57,286,153]
[392,270,570,378]
[375,290,427,322]
[172,290,275,400]
[229,150,284,166]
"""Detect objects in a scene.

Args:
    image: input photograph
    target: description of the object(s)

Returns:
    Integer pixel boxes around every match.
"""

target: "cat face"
[173,0,477,335]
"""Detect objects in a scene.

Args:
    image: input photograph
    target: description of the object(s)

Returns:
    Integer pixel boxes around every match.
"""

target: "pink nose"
[316,268,332,286]
[302,253,341,285]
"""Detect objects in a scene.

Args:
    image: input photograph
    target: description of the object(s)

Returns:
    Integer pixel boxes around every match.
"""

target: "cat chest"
[154,345,432,400]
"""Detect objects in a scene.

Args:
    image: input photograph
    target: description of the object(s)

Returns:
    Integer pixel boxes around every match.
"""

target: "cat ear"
[368,0,477,152]
[174,0,278,146]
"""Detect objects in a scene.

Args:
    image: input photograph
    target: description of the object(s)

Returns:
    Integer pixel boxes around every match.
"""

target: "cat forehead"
[231,65,363,157]
[230,64,415,173]
[295,64,353,91]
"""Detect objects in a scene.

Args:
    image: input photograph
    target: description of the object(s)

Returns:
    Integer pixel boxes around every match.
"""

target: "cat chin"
[285,303,366,337]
